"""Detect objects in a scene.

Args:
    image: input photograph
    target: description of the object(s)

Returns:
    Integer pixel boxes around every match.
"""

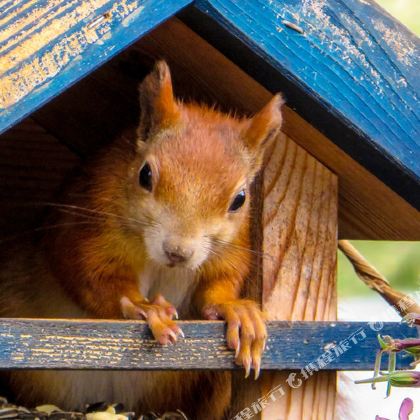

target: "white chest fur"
[138,263,199,316]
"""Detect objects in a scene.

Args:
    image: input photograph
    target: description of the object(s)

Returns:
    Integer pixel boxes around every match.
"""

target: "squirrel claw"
[238,356,251,379]
[120,296,146,320]
[151,294,178,319]
[204,299,267,381]
[120,295,181,345]
[235,342,241,358]
[253,359,261,380]
[167,330,178,344]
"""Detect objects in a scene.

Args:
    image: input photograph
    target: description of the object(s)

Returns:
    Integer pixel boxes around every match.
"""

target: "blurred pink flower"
[374,397,414,420]
[399,398,413,420]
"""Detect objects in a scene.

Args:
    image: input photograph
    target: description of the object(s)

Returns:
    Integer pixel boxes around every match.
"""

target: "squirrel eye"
[228,189,246,212]
[139,162,152,191]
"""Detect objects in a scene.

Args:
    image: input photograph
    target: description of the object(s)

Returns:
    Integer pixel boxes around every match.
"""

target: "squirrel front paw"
[202,299,267,379]
[120,294,183,345]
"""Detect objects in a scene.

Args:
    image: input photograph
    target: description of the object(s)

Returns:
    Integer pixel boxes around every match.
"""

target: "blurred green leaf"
[338,241,420,297]
[376,0,420,34]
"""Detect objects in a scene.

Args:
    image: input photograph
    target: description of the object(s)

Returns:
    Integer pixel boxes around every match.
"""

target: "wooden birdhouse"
[0,0,418,418]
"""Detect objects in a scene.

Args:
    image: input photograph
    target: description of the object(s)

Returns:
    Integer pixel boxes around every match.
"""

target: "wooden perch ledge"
[0,319,417,371]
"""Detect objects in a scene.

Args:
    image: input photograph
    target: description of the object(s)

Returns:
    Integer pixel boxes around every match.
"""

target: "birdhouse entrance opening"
[0,13,417,420]
[0,16,338,418]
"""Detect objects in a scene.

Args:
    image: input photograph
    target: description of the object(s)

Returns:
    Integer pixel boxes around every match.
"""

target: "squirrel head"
[111,61,284,270]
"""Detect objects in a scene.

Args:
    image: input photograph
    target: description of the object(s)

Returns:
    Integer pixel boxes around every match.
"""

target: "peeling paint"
[267,0,389,97]
[300,0,385,94]
[0,0,109,72]
[373,19,416,67]
[0,0,70,45]
[0,0,142,109]
[0,0,38,28]
[0,31,85,108]
[122,4,144,27]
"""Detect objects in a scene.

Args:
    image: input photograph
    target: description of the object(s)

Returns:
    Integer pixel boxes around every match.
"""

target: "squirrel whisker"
[211,237,275,261]
[35,202,153,230]
[0,221,99,245]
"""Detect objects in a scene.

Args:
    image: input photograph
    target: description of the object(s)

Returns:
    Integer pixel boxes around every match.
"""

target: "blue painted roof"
[0,0,191,131]
[182,0,420,208]
[0,0,419,207]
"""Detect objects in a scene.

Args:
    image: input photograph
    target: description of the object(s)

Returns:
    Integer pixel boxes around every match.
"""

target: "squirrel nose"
[163,241,194,264]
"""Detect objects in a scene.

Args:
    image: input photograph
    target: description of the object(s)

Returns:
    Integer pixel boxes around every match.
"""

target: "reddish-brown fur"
[0,61,283,418]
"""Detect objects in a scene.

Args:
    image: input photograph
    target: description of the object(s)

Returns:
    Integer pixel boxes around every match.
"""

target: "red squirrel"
[0,61,284,418]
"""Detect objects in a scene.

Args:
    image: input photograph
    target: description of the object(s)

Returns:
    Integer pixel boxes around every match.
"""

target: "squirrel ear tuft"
[137,60,180,141]
[243,94,284,152]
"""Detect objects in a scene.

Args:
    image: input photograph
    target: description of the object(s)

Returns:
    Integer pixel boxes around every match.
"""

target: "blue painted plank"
[0,319,417,370]
[1,0,419,207]
[0,0,192,133]
[183,0,420,208]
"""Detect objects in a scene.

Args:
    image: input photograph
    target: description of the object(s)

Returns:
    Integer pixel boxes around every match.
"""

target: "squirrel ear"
[137,61,180,141]
[243,94,284,153]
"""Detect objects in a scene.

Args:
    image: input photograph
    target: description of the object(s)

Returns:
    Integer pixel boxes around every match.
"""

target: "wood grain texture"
[184,0,420,209]
[280,107,420,240]
[16,15,419,239]
[134,18,419,240]
[253,132,338,420]
[262,134,337,322]
[0,0,192,132]
[0,12,416,417]
[0,319,415,370]
[1,0,418,209]
[28,18,420,239]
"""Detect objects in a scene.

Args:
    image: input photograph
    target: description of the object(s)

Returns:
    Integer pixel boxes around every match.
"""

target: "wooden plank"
[28,18,420,240]
[181,0,420,209]
[0,0,192,133]
[26,18,420,239]
[281,107,420,240]
[1,0,419,209]
[0,319,416,370]
[256,133,338,420]
[131,18,419,240]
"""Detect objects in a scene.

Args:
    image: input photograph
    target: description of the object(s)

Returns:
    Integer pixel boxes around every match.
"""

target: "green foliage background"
[338,241,420,296]
[376,0,420,34]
